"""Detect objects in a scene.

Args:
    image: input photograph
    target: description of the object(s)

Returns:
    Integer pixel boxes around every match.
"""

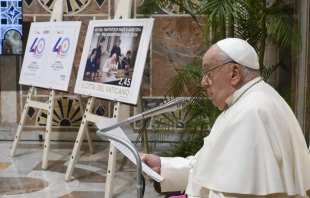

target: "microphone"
[97,97,189,133]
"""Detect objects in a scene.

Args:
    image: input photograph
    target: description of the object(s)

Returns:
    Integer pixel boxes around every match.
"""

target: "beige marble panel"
[0,56,18,123]
[151,16,206,96]
[111,0,136,18]
[33,87,49,95]
[0,177,48,195]
[23,0,50,15]
[77,0,109,15]
[0,162,11,170]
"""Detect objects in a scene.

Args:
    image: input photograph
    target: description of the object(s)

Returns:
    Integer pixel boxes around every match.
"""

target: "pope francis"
[141,38,310,198]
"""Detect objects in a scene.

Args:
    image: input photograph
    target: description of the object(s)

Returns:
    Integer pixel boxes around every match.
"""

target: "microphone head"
[142,97,189,116]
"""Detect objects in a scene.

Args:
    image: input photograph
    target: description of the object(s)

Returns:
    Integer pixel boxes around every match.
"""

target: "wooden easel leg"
[105,102,120,198]
[77,94,94,154]
[119,94,146,171]
[73,67,94,154]
[84,126,94,154]
[42,89,55,169]
[65,96,96,181]
[105,102,129,198]
[10,86,34,157]
[105,144,118,198]
[104,2,132,195]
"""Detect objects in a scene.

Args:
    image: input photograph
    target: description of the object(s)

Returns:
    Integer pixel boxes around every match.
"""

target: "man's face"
[201,45,234,110]
[117,41,121,47]
[91,51,96,59]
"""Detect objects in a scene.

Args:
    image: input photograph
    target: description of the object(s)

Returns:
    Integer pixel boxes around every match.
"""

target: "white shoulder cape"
[190,80,310,196]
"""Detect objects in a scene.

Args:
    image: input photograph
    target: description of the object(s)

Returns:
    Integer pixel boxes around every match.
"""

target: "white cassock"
[160,77,310,198]
[101,58,117,73]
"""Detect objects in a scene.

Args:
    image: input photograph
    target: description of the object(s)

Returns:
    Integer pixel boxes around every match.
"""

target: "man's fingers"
[139,153,146,162]
[153,167,160,174]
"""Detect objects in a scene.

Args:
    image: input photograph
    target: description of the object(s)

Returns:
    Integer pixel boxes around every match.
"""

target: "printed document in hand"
[96,119,163,182]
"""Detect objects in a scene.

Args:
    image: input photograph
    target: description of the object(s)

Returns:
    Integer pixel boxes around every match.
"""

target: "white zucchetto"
[217,38,259,70]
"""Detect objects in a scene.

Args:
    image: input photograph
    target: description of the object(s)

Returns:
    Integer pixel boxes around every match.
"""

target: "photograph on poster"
[19,22,81,91]
[83,26,142,87]
[74,19,154,105]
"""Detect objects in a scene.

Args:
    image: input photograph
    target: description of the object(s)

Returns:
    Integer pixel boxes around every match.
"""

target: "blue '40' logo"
[30,38,45,58]
[53,37,70,58]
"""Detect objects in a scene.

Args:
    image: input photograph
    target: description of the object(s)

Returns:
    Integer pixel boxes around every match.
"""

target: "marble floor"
[0,141,168,198]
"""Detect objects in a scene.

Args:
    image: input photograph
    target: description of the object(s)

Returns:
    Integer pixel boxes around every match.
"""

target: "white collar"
[225,76,262,108]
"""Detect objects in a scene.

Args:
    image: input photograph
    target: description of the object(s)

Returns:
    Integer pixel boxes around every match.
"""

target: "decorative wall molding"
[38,0,91,14]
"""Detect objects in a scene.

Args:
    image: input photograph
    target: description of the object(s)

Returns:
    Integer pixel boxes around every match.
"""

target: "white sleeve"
[209,191,280,198]
[159,156,194,192]
[102,60,108,71]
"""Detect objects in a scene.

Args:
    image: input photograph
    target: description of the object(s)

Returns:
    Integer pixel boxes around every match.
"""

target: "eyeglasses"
[201,61,235,85]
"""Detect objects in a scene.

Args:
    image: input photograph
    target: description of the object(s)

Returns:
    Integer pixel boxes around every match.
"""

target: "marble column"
[295,0,310,144]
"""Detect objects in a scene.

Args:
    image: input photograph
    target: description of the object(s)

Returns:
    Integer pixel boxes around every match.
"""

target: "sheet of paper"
[96,118,163,182]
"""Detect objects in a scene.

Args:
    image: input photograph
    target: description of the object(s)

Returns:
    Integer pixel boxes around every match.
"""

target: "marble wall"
[0,0,205,140]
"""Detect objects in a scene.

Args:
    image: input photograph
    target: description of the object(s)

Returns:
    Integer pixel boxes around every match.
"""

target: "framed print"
[74,19,154,105]
[19,21,81,91]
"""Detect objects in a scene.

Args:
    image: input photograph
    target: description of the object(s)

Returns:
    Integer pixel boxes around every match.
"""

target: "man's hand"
[140,153,161,174]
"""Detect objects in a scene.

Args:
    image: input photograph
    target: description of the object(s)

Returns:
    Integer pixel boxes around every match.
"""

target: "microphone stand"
[97,97,188,133]
[96,97,189,198]
[96,132,143,198]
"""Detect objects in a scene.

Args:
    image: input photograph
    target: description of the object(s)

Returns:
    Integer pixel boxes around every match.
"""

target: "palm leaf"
[261,63,280,81]
[164,59,202,97]
[139,0,202,30]
[199,0,236,41]
[265,11,300,51]
[138,0,171,16]
[233,0,265,52]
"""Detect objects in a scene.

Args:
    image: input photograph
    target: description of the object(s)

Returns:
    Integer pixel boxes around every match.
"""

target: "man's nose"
[201,78,209,87]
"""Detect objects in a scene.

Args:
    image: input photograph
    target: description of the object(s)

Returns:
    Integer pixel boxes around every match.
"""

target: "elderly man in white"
[141,38,310,198]
[101,53,118,73]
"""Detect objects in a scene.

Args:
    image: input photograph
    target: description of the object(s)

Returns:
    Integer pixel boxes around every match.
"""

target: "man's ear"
[230,64,243,86]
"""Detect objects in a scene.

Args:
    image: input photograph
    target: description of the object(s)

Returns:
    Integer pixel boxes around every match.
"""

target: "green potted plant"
[138,0,299,156]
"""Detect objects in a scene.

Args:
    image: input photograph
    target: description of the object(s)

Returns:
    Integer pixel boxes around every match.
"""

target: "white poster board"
[19,22,81,91]
[74,19,154,105]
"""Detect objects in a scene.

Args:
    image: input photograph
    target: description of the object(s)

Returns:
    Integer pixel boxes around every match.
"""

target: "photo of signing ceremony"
[1,0,310,198]
[82,25,142,88]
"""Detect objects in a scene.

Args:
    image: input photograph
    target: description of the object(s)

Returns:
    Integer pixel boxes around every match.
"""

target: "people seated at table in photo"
[120,50,131,70]
[110,39,122,68]
[110,39,121,59]
[101,53,118,73]
[84,48,97,77]
[119,53,125,65]
[95,37,109,71]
